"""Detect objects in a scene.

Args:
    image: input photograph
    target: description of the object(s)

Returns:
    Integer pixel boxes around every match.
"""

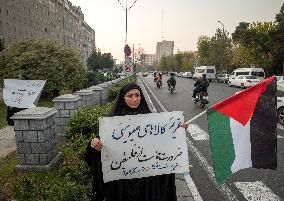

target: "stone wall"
[11,77,125,171]
[12,107,62,171]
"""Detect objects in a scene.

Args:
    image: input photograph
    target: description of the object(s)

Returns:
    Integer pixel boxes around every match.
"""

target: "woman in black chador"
[84,82,187,201]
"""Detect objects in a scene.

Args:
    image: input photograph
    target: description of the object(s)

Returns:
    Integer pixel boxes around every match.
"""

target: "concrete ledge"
[14,152,62,172]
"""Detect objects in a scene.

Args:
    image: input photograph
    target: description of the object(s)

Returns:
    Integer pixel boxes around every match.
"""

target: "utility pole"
[117,0,139,45]
[218,20,226,73]
[218,20,225,34]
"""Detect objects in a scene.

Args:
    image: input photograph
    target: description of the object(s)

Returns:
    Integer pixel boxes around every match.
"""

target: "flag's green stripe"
[207,108,235,185]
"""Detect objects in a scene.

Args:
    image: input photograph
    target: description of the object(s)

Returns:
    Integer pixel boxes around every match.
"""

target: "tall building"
[155,40,174,63]
[0,0,95,66]
[143,54,155,66]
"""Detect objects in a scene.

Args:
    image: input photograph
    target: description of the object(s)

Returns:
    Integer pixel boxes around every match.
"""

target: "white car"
[228,75,261,88]
[277,95,284,125]
[182,72,193,78]
[216,74,230,83]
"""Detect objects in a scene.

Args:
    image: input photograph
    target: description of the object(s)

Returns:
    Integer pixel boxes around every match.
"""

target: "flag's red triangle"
[211,76,275,126]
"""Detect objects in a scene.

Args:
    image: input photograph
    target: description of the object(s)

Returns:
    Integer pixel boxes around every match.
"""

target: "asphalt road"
[140,75,284,201]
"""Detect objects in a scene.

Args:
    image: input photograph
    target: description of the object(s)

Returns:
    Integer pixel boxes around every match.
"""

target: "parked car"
[183,72,193,78]
[277,95,284,125]
[193,66,216,81]
[228,75,261,88]
[216,74,230,83]
[230,67,265,80]
[276,76,284,82]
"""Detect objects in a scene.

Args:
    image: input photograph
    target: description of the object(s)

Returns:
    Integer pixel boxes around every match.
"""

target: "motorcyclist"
[167,72,176,90]
[153,71,157,82]
[192,74,209,100]
[155,72,162,86]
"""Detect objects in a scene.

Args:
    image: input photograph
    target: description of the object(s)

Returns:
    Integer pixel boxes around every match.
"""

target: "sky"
[68,0,283,63]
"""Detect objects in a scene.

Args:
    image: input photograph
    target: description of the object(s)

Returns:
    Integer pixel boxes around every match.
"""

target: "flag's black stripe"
[250,79,277,169]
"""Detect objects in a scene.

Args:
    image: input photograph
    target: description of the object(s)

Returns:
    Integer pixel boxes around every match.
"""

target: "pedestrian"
[84,82,188,201]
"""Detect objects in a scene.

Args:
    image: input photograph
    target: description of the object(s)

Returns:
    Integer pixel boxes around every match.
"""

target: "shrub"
[0,39,85,97]
[67,103,113,140]
[5,142,92,201]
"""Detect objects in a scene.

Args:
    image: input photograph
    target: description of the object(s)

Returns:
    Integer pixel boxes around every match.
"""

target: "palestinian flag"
[207,76,277,185]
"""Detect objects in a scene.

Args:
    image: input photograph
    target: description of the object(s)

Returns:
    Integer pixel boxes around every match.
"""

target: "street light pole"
[218,20,225,34]
[218,20,226,73]
[117,0,139,45]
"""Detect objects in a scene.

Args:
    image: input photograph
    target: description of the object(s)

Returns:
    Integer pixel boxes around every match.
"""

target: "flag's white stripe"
[235,181,281,201]
[230,118,252,173]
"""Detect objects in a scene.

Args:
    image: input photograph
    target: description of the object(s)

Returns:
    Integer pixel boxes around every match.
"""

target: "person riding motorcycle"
[155,72,163,86]
[167,73,176,90]
[192,74,209,100]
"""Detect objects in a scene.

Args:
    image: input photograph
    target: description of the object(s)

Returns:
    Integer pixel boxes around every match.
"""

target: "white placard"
[99,111,189,183]
[3,79,46,108]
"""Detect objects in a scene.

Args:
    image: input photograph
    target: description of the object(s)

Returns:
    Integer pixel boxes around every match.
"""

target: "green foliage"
[6,145,91,201]
[87,48,114,72]
[269,3,284,74]
[0,99,7,128]
[1,76,138,200]
[108,85,122,102]
[197,35,214,66]
[197,30,233,72]
[0,38,4,52]
[83,71,113,88]
[0,39,85,96]
[232,21,275,72]
[157,52,196,73]
[0,153,17,188]
[67,103,113,140]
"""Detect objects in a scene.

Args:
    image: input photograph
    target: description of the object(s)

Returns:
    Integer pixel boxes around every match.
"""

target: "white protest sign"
[99,111,189,183]
[3,79,46,108]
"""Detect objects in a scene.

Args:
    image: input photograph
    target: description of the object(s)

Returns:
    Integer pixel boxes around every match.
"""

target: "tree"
[0,38,4,52]
[269,3,284,74]
[0,39,85,96]
[197,30,233,73]
[87,48,114,72]
[180,51,196,72]
[197,36,214,66]
[232,21,275,73]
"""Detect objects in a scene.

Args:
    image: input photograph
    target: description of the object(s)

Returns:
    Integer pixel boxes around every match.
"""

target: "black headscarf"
[109,82,151,117]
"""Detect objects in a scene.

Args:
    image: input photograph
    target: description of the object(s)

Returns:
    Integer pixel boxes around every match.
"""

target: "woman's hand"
[90,138,103,151]
[180,122,188,129]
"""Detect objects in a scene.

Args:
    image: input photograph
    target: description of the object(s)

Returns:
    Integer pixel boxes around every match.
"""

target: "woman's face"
[124,89,141,109]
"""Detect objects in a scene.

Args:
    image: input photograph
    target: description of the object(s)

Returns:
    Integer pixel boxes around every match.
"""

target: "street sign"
[123,57,133,74]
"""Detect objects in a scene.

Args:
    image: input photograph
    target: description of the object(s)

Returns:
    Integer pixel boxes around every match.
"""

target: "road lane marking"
[183,172,204,201]
[277,123,284,131]
[138,78,157,113]
[141,78,167,112]
[141,77,281,200]
[187,124,209,140]
[186,138,238,201]
[235,181,281,201]
[140,77,237,201]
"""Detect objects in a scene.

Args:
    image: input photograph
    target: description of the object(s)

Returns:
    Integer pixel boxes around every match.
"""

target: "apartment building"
[155,40,174,63]
[0,0,95,64]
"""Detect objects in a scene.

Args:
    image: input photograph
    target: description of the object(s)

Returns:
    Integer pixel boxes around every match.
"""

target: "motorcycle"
[156,80,162,88]
[193,92,209,108]
[168,84,175,93]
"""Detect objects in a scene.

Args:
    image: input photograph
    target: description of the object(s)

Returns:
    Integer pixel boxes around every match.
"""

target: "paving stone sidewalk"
[0,126,16,158]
